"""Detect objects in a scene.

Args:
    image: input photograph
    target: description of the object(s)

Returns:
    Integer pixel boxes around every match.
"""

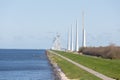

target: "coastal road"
[49,50,115,80]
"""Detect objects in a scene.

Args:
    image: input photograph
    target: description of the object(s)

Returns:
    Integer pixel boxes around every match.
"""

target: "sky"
[0,0,120,49]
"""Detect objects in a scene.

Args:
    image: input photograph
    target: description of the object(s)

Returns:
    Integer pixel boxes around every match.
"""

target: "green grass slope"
[54,50,120,80]
[47,51,101,80]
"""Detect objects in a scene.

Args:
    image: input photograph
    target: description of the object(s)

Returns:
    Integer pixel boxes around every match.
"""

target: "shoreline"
[46,50,69,80]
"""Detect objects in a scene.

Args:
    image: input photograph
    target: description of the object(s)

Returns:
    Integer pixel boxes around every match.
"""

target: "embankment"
[46,50,69,80]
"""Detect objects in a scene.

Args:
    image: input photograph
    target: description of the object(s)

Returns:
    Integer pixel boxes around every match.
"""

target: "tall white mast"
[75,20,79,51]
[67,28,71,51]
[82,11,86,47]
[71,25,74,51]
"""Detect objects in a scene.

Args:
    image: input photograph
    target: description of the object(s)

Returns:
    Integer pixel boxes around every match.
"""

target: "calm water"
[0,49,55,80]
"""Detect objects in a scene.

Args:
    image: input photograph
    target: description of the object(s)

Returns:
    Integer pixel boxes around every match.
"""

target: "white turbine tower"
[82,11,86,47]
[75,20,79,51]
[71,25,74,51]
[67,28,71,51]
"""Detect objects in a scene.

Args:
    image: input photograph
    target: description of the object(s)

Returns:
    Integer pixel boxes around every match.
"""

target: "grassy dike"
[47,50,101,80]
[54,50,120,80]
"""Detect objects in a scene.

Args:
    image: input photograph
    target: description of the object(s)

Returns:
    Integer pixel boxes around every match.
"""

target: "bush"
[80,45,120,59]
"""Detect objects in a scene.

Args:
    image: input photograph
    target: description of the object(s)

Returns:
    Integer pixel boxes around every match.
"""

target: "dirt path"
[49,50,115,80]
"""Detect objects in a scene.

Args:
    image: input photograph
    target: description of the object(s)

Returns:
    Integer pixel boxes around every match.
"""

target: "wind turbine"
[67,28,71,51]
[82,11,86,47]
[75,20,79,51]
[71,25,74,51]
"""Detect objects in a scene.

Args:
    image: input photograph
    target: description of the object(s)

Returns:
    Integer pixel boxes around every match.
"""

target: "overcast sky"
[0,0,120,49]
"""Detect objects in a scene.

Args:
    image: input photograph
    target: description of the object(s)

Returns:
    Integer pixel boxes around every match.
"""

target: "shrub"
[80,45,120,59]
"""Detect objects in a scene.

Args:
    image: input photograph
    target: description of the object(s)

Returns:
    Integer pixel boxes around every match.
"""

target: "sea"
[0,49,55,80]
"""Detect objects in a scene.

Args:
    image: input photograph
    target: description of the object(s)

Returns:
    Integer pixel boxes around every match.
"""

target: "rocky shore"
[46,51,69,80]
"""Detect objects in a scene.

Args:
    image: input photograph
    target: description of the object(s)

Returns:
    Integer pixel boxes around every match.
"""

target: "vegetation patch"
[79,45,120,59]
[48,51,101,80]
[54,50,120,80]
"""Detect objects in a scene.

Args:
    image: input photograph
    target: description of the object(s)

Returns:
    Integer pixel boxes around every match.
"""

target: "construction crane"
[51,33,61,50]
